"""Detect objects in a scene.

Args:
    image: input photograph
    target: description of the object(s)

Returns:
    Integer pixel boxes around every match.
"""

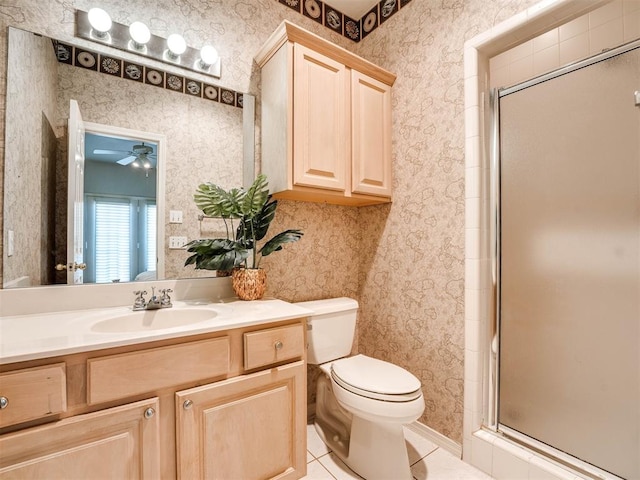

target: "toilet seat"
[331,354,422,402]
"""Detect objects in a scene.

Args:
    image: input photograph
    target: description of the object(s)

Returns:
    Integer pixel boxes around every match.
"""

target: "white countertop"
[0,298,313,365]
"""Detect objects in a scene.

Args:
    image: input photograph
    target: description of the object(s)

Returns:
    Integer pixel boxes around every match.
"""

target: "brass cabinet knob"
[274,341,284,350]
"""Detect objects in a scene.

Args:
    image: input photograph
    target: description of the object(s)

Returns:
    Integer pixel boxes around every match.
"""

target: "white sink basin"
[91,308,216,333]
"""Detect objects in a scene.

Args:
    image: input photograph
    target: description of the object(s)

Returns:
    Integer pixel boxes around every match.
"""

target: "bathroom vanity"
[0,297,310,479]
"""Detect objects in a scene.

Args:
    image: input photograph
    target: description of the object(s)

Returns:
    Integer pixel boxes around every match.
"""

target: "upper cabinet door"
[351,71,392,197]
[293,44,348,192]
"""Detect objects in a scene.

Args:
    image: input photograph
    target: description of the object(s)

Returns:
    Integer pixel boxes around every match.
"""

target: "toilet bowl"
[296,298,425,480]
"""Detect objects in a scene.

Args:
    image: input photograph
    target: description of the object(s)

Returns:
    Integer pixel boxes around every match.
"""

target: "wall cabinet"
[256,21,396,206]
[0,319,306,479]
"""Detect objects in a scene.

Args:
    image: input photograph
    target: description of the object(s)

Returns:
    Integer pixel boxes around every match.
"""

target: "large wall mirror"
[3,27,254,289]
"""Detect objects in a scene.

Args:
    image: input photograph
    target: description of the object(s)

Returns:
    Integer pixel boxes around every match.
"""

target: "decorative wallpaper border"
[52,41,243,108]
[278,0,412,42]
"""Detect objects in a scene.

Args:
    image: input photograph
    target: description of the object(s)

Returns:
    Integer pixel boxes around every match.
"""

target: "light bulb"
[132,160,140,168]
[199,45,219,68]
[87,8,112,37]
[167,33,186,57]
[129,21,151,48]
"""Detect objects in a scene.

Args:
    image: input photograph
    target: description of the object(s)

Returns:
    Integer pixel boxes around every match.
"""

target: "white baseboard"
[406,421,462,458]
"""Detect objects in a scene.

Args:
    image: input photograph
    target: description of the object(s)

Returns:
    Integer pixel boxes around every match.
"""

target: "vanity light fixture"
[166,33,187,60]
[128,21,151,52]
[199,45,219,69]
[87,8,112,39]
[76,9,221,79]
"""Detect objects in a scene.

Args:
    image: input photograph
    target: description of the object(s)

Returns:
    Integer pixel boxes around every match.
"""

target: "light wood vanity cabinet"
[0,319,306,479]
[0,363,67,428]
[176,361,305,479]
[256,21,395,206]
[0,398,160,479]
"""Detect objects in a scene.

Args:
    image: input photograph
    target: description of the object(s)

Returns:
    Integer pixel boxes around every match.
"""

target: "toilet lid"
[330,354,422,402]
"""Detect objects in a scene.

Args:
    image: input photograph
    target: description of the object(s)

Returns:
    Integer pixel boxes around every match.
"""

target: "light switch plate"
[169,210,183,223]
[169,236,188,249]
[7,230,14,257]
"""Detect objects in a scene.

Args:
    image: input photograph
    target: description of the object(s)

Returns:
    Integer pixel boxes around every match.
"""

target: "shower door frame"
[489,38,640,480]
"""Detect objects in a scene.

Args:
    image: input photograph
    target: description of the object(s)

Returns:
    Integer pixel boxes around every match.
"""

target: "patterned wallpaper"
[0,0,541,444]
[3,28,58,287]
[351,0,540,441]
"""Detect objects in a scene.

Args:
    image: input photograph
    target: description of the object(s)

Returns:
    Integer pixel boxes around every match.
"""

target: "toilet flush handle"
[274,340,284,351]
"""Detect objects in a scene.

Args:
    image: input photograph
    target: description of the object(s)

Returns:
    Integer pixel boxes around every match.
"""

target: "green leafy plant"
[184,174,303,270]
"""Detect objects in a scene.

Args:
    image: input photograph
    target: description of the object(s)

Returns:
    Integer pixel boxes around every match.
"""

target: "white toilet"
[297,297,425,480]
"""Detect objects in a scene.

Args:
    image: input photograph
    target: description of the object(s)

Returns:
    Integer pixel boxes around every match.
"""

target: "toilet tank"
[295,297,359,365]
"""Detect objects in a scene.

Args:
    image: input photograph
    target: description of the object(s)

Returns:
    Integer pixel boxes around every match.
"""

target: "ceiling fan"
[93,142,157,168]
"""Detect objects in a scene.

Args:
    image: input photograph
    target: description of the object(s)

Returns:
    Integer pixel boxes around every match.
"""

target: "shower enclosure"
[495,42,639,479]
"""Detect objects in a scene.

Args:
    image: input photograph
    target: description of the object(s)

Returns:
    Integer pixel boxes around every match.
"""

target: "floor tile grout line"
[409,446,440,467]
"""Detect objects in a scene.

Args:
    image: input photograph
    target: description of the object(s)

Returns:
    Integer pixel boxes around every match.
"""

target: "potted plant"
[184,174,303,300]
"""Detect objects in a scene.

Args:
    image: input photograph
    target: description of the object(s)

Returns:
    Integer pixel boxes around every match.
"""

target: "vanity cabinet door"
[176,361,306,480]
[0,398,160,479]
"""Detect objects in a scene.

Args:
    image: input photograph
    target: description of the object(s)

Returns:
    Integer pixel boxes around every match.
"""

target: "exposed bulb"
[199,45,219,68]
[167,33,186,58]
[88,8,112,37]
[129,21,151,48]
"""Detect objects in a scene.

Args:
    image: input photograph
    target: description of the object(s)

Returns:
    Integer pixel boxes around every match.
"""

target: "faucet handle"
[159,288,173,307]
[133,290,147,309]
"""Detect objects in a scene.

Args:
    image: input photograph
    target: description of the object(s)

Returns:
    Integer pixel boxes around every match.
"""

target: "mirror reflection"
[83,132,159,284]
[3,27,248,289]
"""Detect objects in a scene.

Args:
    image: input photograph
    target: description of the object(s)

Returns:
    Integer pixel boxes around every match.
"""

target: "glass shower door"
[498,45,639,479]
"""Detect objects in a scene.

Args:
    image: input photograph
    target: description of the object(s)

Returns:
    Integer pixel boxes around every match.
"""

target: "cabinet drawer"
[0,363,66,428]
[87,337,230,405]
[244,324,304,370]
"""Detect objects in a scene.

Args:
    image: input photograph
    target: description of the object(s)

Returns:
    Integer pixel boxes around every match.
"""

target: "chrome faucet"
[132,287,173,311]
[145,287,162,310]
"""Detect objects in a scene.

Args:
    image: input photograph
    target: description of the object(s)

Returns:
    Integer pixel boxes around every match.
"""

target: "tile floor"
[303,422,493,480]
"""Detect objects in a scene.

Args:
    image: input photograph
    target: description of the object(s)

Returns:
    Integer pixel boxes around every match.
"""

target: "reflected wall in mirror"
[3,27,249,288]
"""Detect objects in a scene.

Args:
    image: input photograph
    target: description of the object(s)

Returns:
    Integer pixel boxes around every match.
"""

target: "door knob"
[55,262,87,271]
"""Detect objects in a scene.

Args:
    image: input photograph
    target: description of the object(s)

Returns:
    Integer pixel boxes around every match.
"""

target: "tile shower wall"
[490,0,640,88]
[1,0,541,445]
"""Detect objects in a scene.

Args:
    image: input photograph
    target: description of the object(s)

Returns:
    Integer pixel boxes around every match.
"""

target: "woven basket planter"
[232,268,267,300]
